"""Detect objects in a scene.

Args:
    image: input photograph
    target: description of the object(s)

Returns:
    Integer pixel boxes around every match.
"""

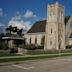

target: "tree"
[0,33,8,50]
[6,25,23,35]
[17,29,23,35]
[13,27,18,33]
[6,25,13,34]
[0,33,5,41]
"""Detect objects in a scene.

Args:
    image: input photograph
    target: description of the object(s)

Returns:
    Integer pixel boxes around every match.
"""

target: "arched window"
[51,28,52,33]
[29,37,31,44]
[35,37,37,44]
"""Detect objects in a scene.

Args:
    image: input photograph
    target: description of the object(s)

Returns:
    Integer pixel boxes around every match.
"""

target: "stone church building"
[24,2,72,50]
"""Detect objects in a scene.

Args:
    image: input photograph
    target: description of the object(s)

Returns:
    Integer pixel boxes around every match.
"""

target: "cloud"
[12,15,21,21]
[8,16,32,32]
[8,10,38,32]
[42,17,47,20]
[12,12,21,20]
[0,8,3,16]
[0,23,6,33]
[24,10,37,18]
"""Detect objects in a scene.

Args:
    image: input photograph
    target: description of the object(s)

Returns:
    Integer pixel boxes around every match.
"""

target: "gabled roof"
[27,16,70,33]
[27,20,46,33]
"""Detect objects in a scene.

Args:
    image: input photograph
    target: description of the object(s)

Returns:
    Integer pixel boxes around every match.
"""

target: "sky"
[0,0,72,33]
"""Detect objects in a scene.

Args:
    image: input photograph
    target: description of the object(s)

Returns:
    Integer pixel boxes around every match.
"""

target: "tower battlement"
[44,1,65,50]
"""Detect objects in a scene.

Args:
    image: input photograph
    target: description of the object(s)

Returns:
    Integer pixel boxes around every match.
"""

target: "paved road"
[1,56,72,72]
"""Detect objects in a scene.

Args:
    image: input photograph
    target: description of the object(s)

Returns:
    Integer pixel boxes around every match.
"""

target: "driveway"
[0,56,72,72]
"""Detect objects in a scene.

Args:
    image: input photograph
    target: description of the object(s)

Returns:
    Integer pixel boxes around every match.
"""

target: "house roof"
[27,16,70,33]
[27,20,46,33]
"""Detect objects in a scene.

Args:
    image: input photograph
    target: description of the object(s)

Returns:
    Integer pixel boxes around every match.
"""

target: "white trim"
[2,37,24,40]
[25,32,45,35]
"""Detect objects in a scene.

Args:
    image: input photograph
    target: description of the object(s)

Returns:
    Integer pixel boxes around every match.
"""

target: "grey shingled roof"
[27,16,70,33]
[27,20,46,33]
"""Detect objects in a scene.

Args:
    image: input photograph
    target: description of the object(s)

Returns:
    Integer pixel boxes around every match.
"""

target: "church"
[24,1,72,50]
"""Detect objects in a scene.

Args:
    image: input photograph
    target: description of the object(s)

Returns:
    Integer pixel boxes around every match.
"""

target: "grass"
[0,49,72,63]
[0,54,58,63]
[0,52,21,57]
[26,49,72,55]
[0,52,72,63]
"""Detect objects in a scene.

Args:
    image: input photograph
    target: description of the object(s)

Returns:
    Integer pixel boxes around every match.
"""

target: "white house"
[24,20,46,46]
[24,2,72,50]
[24,16,72,46]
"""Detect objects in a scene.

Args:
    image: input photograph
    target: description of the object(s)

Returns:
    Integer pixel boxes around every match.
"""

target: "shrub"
[10,48,18,53]
[36,45,44,49]
[66,45,72,49]
[0,42,8,50]
[24,44,44,50]
[24,44,36,50]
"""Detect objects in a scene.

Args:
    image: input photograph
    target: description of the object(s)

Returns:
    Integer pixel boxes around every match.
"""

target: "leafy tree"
[6,25,13,34]
[0,33,8,50]
[17,29,23,35]
[6,25,23,35]
[13,27,18,33]
[0,33,5,41]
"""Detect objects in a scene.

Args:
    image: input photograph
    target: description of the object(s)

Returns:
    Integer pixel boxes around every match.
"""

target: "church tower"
[44,2,65,50]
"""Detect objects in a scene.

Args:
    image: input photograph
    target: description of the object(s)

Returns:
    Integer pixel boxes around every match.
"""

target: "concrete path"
[1,56,72,72]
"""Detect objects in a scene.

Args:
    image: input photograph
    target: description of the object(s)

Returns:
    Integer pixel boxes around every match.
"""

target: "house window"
[51,28,52,33]
[35,37,37,44]
[29,37,31,44]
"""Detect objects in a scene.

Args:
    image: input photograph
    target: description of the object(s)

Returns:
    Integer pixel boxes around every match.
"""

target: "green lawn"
[0,52,72,63]
[0,49,72,63]
[0,52,21,57]
[26,49,72,55]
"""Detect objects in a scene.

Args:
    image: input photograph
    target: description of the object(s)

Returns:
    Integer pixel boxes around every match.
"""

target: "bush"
[0,42,8,50]
[36,45,44,49]
[24,44,44,50]
[10,48,18,53]
[66,45,72,49]
[24,44,36,50]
